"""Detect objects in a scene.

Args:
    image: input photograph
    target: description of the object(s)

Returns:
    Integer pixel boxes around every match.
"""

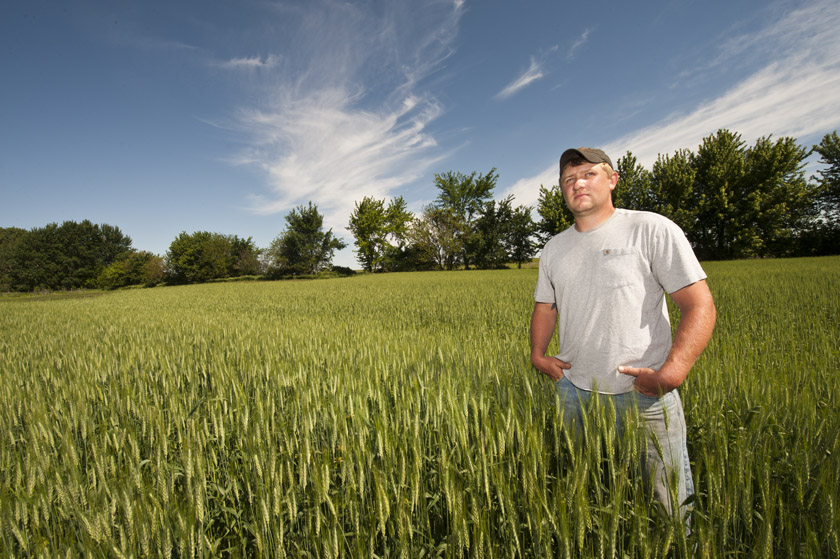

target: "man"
[530,147,716,516]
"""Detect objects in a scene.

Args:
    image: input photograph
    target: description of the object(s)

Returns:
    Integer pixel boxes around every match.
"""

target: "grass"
[0,256,838,558]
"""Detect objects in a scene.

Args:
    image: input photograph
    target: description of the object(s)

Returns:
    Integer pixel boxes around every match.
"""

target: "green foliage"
[679,130,813,259]
[606,129,823,260]
[614,152,656,213]
[433,168,499,269]
[1,258,838,557]
[165,232,260,284]
[651,149,697,234]
[469,196,538,269]
[813,131,840,217]
[1,220,133,291]
[409,205,464,270]
[507,204,539,268]
[536,184,573,241]
[805,131,840,254]
[266,202,346,276]
[347,196,413,272]
[470,197,513,269]
[0,227,27,291]
[98,251,165,289]
[348,196,388,272]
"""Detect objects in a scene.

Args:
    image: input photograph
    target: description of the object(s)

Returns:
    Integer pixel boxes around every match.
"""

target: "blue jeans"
[554,377,695,519]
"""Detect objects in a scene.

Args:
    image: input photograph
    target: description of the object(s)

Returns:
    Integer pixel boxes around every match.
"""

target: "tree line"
[1,129,837,292]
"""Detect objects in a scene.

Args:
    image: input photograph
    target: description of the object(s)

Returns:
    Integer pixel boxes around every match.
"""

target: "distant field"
[1,257,838,558]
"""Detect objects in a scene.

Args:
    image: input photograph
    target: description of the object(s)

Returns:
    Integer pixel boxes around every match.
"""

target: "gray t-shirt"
[534,209,706,394]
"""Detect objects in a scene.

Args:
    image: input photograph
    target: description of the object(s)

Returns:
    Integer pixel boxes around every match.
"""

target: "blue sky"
[2,0,839,268]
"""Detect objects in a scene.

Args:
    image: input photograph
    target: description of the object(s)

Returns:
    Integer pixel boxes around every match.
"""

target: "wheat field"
[1,257,838,558]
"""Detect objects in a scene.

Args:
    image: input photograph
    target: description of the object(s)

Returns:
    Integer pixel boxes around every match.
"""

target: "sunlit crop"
[1,257,838,558]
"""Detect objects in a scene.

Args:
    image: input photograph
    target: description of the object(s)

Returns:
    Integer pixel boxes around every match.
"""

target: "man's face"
[560,161,618,218]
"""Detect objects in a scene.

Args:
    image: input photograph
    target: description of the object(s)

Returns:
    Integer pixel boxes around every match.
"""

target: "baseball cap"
[559,147,613,173]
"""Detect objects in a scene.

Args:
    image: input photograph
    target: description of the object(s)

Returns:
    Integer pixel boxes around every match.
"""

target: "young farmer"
[530,147,716,515]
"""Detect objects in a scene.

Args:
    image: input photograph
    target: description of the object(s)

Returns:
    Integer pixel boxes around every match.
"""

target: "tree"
[651,149,698,235]
[614,152,657,212]
[408,206,464,271]
[536,184,573,242]
[98,251,164,289]
[813,131,840,217]
[688,129,747,259]
[470,196,514,269]
[433,168,498,269]
[0,227,26,291]
[347,196,413,273]
[165,232,258,284]
[348,196,388,272]
[507,204,538,268]
[229,236,262,276]
[811,131,840,253]
[4,220,133,291]
[99,224,134,266]
[266,202,346,276]
[741,135,814,257]
[165,231,230,284]
[688,130,813,259]
[381,197,414,271]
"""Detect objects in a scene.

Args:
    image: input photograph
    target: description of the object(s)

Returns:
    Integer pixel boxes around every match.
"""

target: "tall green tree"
[614,152,657,212]
[229,236,262,276]
[165,231,230,284]
[433,168,498,269]
[741,135,814,257]
[266,202,346,276]
[5,220,133,291]
[535,184,573,242]
[165,232,258,284]
[806,131,840,254]
[651,149,698,235]
[347,196,414,272]
[348,197,388,272]
[689,130,813,259]
[470,196,514,269]
[0,227,26,291]
[813,132,840,224]
[409,206,464,271]
[98,251,165,289]
[507,204,538,268]
[689,129,747,259]
[381,197,414,271]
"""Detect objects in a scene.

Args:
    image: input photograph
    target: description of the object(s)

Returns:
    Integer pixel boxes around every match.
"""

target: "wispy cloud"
[496,32,582,100]
[225,0,464,233]
[219,54,281,70]
[503,0,840,207]
[608,0,840,167]
[496,57,544,100]
[566,28,592,60]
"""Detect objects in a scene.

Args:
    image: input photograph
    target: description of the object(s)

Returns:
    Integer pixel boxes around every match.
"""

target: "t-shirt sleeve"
[533,248,557,303]
[650,218,707,294]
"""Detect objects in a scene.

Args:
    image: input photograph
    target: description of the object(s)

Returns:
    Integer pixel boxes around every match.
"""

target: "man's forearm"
[658,283,717,390]
[530,303,557,359]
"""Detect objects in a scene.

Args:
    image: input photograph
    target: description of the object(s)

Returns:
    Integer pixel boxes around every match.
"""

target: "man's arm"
[618,279,716,395]
[530,302,571,380]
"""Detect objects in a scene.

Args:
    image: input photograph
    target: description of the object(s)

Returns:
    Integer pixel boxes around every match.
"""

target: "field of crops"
[1,256,838,558]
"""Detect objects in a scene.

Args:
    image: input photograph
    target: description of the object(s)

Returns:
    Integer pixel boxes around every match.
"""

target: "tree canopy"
[165,232,260,284]
[266,202,346,276]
